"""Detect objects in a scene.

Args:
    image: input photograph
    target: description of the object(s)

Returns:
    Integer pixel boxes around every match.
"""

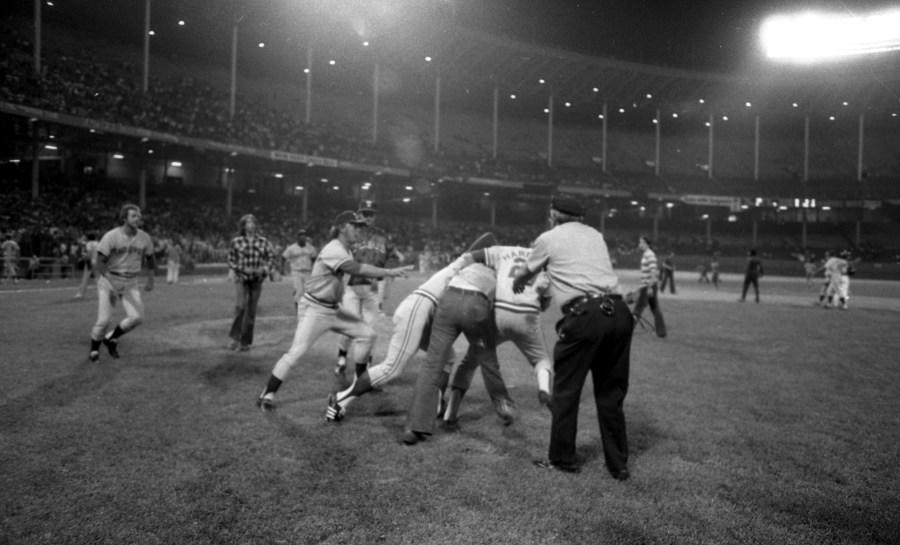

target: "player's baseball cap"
[466,232,497,253]
[333,210,367,226]
[550,195,585,217]
[358,199,377,213]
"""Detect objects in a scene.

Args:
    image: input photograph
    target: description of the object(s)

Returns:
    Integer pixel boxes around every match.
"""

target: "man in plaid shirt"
[228,214,275,351]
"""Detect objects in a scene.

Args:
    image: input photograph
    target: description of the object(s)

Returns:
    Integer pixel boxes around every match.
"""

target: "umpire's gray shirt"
[526,221,620,310]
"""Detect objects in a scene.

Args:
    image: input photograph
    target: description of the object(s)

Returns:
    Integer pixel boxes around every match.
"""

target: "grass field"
[1,271,899,544]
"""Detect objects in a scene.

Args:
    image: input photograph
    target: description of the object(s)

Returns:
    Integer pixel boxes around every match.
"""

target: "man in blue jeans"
[228,214,275,351]
[401,258,509,445]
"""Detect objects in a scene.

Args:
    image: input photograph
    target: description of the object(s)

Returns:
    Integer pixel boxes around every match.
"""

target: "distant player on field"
[2,232,21,284]
[88,204,155,362]
[281,229,317,309]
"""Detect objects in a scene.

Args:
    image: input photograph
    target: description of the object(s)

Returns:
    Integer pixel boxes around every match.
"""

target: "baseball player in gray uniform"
[325,233,496,422]
[88,204,156,362]
[442,245,554,428]
[335,200,404,379]
[256,211,410,412]
[281,229,317,308]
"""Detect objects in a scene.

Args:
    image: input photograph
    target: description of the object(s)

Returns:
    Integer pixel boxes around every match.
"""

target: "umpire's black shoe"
[610,468,630,481]
[533,459,581,474]
[400,429,427,445]
[103,338,120,359]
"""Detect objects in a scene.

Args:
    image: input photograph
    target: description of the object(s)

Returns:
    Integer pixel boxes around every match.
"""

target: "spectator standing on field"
[659,251,676,294]
[227,214,275,352]
[631,236,667,338]
[739,249,764,303]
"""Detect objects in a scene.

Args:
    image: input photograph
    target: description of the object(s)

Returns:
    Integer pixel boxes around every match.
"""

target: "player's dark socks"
[437,370,450,394]
[337,349,348,359]
[107,326,126,341]
[348,373,373,397]
[354,363,368,377]
[90,339,102,351]
[263,375,283,395]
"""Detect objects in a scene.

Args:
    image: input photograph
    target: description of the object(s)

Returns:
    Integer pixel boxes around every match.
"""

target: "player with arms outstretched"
[335,200,404,379]
[256,211,410,412]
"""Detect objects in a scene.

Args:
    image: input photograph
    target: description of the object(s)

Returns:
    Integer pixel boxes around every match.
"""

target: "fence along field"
[1,272,898,544]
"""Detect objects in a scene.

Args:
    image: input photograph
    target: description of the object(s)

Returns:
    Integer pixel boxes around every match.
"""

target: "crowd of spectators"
[4,16,899,201]
[2,15,899,280]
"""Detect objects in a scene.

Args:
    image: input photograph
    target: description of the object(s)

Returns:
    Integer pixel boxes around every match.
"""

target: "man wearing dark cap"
[256,211,411,412]
[227,214,275,351]
[282,229,318,309]
[511,195,634,479]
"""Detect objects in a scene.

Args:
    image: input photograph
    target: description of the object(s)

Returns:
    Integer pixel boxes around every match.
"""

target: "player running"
[88,204,155,362]
[256,211,410,412]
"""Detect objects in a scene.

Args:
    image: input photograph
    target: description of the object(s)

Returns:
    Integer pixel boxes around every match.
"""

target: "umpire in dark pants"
[513,196,634,479]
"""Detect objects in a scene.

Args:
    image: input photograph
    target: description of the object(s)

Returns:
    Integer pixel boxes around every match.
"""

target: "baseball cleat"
[333,364,347,380]
[88,350,100,363]
[103,338,120,359]
[256,393,275,413]
[325,393,345,422]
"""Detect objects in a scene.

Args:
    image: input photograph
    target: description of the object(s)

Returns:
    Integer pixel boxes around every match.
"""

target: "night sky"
[7,0,900,74]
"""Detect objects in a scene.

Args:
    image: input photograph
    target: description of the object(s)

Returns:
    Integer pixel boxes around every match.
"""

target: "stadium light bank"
[760,8,900,62]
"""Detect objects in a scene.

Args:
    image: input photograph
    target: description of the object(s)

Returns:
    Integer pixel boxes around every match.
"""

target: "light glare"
[760,8,900,62]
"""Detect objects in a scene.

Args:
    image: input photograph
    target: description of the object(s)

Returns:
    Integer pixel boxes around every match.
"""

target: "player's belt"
[561,290,621,317]
[107,270,138,279]
[447,286,490,302]
[303,292,338,309]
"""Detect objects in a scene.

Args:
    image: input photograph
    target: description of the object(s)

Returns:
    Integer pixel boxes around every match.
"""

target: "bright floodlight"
[761,8,900,62]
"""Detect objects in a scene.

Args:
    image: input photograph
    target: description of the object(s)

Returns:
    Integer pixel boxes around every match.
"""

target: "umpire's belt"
[561,291,621,317]
[303,292,338,309]
[447,286,490,303]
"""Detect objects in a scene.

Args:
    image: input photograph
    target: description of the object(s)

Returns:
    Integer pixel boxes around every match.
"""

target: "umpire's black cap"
[550,195,585,217]
[358,199,377,213]
[333,210,367,226]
